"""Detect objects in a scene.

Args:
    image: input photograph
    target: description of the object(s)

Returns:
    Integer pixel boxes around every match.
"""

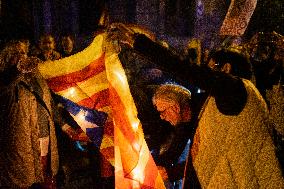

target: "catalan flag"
[39,32,165,188]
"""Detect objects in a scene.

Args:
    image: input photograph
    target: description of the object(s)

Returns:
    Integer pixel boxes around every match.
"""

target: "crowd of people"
[0,21,283,189]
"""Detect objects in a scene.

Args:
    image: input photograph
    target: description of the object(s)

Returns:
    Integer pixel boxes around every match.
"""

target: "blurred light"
[133,142,140,152]
[74,141,87,152]
[77,110,86,121]
[198,0,202,6]
[197,88,205,93]
[132,166,145,185]
[114,70,127,87]
[132,181,140,189]
[69,88,75,97]
[131,119,140,132]
[197,88,201,93]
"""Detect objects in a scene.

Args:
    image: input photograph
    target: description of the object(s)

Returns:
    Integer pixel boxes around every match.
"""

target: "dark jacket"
[156,122,196,182]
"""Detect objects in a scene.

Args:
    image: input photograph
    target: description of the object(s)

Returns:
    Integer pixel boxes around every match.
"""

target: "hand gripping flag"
[39,33,165,188]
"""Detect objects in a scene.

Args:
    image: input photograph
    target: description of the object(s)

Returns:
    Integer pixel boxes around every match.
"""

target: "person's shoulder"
[242,78,268,111]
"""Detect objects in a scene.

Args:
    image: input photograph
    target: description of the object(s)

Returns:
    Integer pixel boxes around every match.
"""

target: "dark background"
[1,0,283,50]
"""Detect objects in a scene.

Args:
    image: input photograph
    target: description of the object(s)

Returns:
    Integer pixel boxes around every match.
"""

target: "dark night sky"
[0,0,283,48]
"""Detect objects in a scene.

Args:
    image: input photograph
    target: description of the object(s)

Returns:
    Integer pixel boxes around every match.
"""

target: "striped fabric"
[52,94,108,147]
[39,34,114,166]
[39,33,165,188]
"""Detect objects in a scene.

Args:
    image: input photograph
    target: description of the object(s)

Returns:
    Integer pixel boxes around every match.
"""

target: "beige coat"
[191,79,284,188]
[0,71,59,188]
[266,83,284,136]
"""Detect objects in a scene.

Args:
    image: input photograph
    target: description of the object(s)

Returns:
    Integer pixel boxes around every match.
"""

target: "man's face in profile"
[154,98,181,126]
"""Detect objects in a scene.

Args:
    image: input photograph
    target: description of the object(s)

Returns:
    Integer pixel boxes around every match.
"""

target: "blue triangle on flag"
[53,93,108,127]
[86,127,104,148]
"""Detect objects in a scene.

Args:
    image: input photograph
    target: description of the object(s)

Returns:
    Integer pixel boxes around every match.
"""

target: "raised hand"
[106,23,135,48]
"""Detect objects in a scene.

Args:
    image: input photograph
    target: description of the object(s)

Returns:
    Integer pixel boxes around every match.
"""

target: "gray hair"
[152,84,191,109]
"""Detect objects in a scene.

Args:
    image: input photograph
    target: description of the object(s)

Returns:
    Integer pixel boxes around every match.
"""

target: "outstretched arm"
[106,24,247,115]
[132,34,247,115]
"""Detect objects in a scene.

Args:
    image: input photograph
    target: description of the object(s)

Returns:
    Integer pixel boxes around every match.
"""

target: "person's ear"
[221,63,232,74]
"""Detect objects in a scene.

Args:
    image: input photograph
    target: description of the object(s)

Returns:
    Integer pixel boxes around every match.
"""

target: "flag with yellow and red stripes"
[39,33,165,188]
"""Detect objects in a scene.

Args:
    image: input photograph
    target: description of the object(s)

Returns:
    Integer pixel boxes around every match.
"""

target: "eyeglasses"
[157,105,174,116]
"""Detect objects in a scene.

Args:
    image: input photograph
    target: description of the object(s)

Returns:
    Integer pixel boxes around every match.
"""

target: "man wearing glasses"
[152,84,199,189]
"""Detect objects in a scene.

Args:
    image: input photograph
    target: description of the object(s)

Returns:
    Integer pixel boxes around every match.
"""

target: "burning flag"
[39,32,165,188]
